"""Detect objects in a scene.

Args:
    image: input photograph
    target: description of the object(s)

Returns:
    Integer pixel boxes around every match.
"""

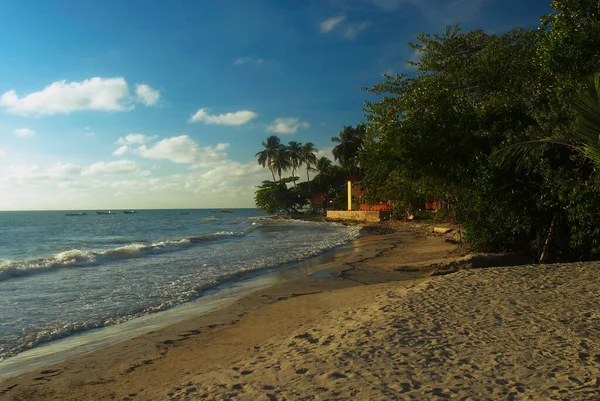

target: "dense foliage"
[361,0,600,261]
[254,179,304,215]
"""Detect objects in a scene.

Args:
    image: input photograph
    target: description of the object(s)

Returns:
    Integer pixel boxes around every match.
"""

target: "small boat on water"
[123,210,137,214]
[220,209,234,213]
[178,212,189,215]
[96,211,116,215]
[65,212,87,216]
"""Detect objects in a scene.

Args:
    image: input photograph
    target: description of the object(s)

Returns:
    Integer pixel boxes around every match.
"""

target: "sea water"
[0,209,359,361]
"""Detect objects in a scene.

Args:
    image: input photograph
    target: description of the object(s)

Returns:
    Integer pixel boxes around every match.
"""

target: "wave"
[0,225,259,283]
[0,221,358,360]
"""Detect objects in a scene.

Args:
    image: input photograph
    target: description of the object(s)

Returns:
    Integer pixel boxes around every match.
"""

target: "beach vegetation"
[360,0,600,261]
[254,0,600,261]
[331,124,366,177]
[254,179,305,214]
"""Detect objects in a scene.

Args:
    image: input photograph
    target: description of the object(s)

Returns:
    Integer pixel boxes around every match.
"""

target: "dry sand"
[1,230,600,400]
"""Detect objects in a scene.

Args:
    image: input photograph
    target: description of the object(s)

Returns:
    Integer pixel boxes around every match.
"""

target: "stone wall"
[326,210,391,223]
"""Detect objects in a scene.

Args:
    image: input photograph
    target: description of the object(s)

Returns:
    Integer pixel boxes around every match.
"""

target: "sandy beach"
[1,227,599,400]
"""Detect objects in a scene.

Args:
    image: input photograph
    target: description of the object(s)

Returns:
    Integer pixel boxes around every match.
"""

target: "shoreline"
[0,225,364,378]
[3,226,594,400]
[0,229,451,400]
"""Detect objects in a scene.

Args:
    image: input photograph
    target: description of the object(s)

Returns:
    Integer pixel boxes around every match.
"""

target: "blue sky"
[0,0,551,210]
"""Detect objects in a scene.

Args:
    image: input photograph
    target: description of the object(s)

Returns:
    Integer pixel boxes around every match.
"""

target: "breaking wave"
[0,225,259,283]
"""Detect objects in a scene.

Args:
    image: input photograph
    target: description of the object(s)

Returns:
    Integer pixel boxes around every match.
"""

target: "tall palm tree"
[493,73,600,169]
[256,135,281,181]
[287,141,302,189]
[299,142,318,190]
[313,156,334,193]
[331,124,365,176]
[270,145,292,182]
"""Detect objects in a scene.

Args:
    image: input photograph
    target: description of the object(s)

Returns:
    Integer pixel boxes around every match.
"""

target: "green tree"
[299,142,318,192]
[255,135,281,181]
[287,141,302,189]
[270,145,291,182]
[254,180,303,214]
[493,73,600,170]
[313,156,333,193]
[331,125,365,176]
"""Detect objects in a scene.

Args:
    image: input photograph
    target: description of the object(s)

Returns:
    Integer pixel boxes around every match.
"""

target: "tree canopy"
[361,0,600,261]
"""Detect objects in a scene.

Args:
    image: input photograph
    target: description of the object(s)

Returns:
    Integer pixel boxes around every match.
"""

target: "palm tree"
[313,156,334,193]
[331,124,366,176]
[299,142,318,190]
[493,73,600,169]
[287,141,302,189]
[270,145,292,182]
[256,135,281,181]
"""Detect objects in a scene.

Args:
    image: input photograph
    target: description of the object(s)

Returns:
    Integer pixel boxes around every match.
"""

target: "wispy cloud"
[344,21,371,39]
[320,16,346,33]
[366,0,490,25]
[13,128,35,137]
[0,77,159,116]
[83,160,140,176]
[82,127,94,137]
[135,84,160,106]
[234,57,265,66]
[266,118,310,134]
[189,108,258,125]
[117,133,155,146]
[320,15,369,39]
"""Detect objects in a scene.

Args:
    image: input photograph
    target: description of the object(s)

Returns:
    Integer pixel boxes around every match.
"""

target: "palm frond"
[572,72,600,165]
[493,72,600,171]
[491,138,580,171]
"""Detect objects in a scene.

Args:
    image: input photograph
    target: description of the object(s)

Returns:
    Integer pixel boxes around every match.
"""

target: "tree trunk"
[306,166,314,212]
[270,168,276,182]
[292,167,297,189]
[539,212,558,264]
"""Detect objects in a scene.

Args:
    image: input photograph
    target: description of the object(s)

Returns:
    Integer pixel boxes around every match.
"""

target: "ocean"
[0,209,360,362]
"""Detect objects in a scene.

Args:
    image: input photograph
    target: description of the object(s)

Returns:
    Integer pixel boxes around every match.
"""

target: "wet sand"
[2,230,599,400]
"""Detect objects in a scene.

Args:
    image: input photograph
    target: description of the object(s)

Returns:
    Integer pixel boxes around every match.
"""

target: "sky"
[0,0,552,210]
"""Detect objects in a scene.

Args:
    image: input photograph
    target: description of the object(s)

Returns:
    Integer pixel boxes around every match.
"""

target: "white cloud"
[117,133,153,146]
[0,148,6,157]
[13,128,36,137]
[0,77,130,115]
[113,146,128,156]
[344,21,371,39]
[136,135,228,167]
[189,108,258,125]
[316,146,336,162]
[0,77,161,116]
[266,118,310,134]
[46,162,84,177]
[135,84,160,106]
[320,16,346,33]
[113,134,156,155]
[235,57,265,66]
[83,160,139,175]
